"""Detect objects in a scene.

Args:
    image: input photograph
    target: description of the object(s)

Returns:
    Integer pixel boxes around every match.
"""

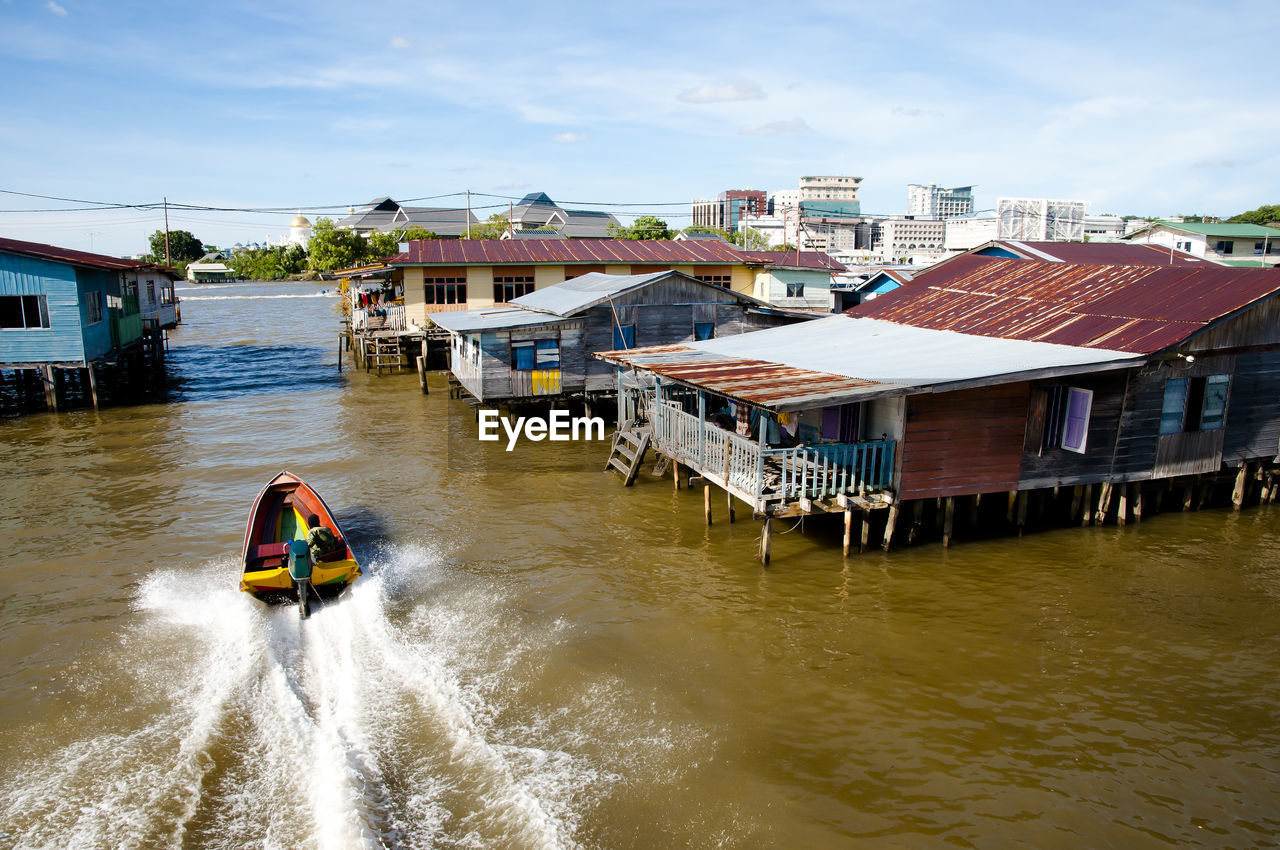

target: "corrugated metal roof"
[509,271,673,316]
[852,258,1280,353]
[737,250,847,272]
[992,240,1217,266]
[1140,221,1280,238]
[598,315,1142,411]
[396,238,772,267]
[428,306,577,333]
[0,235,177,275]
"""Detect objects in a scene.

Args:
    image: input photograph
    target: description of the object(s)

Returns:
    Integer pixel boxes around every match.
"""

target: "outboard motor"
[288,539,312,619]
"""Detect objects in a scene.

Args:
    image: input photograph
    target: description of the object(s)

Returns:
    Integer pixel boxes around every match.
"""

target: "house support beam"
[759,517,773,565]
[704,485,712,525]
[942,496,956,548]
[842,508,853,557]
[882,503,900,552]
[1233,464,1250,510]
[86,364,99,409]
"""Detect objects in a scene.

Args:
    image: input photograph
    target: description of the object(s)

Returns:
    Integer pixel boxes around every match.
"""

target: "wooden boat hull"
[240,471,361,605]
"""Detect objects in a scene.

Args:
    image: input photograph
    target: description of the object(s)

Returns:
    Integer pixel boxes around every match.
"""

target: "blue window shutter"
[1160,378,1189,435]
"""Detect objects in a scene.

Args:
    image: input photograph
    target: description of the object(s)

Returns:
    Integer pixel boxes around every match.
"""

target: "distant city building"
[1125,221,1280,267]
[1082,214,1126,242]
[874,216,946,262]
[996,198,1086,241]
[289,214,312,247]
[795,176,864,253]
[690,189,767,235]
[944,211,999,252]
[506,192,621,238]
[907,184,975,219]
[338,196,477,239]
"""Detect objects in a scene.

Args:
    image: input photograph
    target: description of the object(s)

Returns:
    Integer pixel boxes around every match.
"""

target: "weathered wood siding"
[0,252,87,364]
[1021,372,1129,489]
[898,384,1029,499]
[1223,350,1280,463]
[1185,295,1280,354]
[475,322,583,402]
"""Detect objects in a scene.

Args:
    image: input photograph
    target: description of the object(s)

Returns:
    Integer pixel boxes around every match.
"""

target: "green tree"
[147,229,204,264]
[367,226,439,259]
[228,244,309,281]
[609,216,673,240]
[307,217,368,271]
[1227,204,1280,227]
[680,225,731,240]
[461,212,511,240]
[729,227,771,251]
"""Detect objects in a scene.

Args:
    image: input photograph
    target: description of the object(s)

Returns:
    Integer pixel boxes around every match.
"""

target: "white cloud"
[739,118,811,136]
[388,35,410,49]
[45,1,67,16]
[677,82,764,104]
[553,132,587,143]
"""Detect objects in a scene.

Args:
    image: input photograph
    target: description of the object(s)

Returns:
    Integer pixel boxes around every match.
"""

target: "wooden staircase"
[606,421,651,486]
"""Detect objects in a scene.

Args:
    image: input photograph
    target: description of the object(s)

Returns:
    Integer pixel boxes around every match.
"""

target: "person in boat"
[305,513,337,563]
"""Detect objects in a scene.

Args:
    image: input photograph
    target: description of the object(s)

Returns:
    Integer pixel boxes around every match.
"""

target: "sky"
[0,0,1276,257]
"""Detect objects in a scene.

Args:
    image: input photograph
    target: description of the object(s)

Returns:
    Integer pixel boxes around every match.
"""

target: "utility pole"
[163,196,172,267]
[466,190,471,239]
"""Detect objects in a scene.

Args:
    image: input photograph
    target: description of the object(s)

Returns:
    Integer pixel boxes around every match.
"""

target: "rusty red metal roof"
[851,258,1280,353]
[736,250,847,272]
[0,235,178,276]
[395,238,790,267]
[987,240,1216,266]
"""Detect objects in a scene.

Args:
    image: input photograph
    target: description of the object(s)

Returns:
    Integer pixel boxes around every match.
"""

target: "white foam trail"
[0,545,611,849]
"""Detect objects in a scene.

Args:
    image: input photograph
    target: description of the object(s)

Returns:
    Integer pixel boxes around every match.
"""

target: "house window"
[820,404,860,442]
[161,285,173,305]
[0,295,50,329]
[1161,375,1229,434]
[785,282,805,298]
[694,321,715,341]
[1039,385,1092,453]
[511,338,559,370]
[425,276,467,305]
[493,275,534,303]
[85,291,103,324]
[612,324,635,350]
[1215,240,1234,255]
[695,274,732,288]
[1256,241,1266,256]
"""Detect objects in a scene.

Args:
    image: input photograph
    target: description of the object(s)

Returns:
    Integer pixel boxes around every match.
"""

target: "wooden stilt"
[942,497,955,548]
[882,503,900,552]
[759,517,773,565]
[934,497,944,532]
[86,364,99,409]
[842,508,853,557]
[908,499,924,545]
[704,484,712,525]
[416,355,428,394]
[861,511,871,553]
[1233,464,1249,510]
[727,490,736,523]
[338,334,345,372]
[1015,491,1028,536]
[1117,484,1129,527]
[42,365,57,412]
[968,494,980,528]
[1133,485,1143,523]
[1183,481,1195,511]
[1094,483,1112,526]
[1070,485,1083,520]
[672,459,680,492]
[1006,490,1017,523]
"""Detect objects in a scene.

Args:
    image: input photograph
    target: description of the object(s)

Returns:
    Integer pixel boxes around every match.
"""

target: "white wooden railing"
[650,398,894,508]
[353,304,406,332]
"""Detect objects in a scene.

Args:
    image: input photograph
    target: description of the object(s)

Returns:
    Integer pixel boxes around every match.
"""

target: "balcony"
[649,397,895,513]
[353,304,406,332]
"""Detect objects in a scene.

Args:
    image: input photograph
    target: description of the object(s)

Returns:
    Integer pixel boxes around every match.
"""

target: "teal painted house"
[0,236,162,367]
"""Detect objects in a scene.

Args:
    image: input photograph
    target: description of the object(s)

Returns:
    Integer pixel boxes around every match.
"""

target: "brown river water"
[1,280,1278,849]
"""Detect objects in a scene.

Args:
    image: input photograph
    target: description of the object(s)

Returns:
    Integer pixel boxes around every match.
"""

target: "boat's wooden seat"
[247,541,291,568]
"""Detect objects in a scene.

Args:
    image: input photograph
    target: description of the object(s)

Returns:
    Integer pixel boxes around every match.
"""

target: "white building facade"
[996,198,1086,241]
[907,184,975,219]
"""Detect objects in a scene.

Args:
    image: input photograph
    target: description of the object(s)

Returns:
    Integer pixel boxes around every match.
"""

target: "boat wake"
[0,546,626,849]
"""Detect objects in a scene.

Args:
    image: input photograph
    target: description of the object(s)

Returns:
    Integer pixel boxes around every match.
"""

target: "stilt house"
[429,270,795,405]
[598,257,1280,534]
[0,236,170,409]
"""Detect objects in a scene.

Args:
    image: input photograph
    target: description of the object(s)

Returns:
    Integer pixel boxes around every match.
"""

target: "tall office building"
[907,184,974,219]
